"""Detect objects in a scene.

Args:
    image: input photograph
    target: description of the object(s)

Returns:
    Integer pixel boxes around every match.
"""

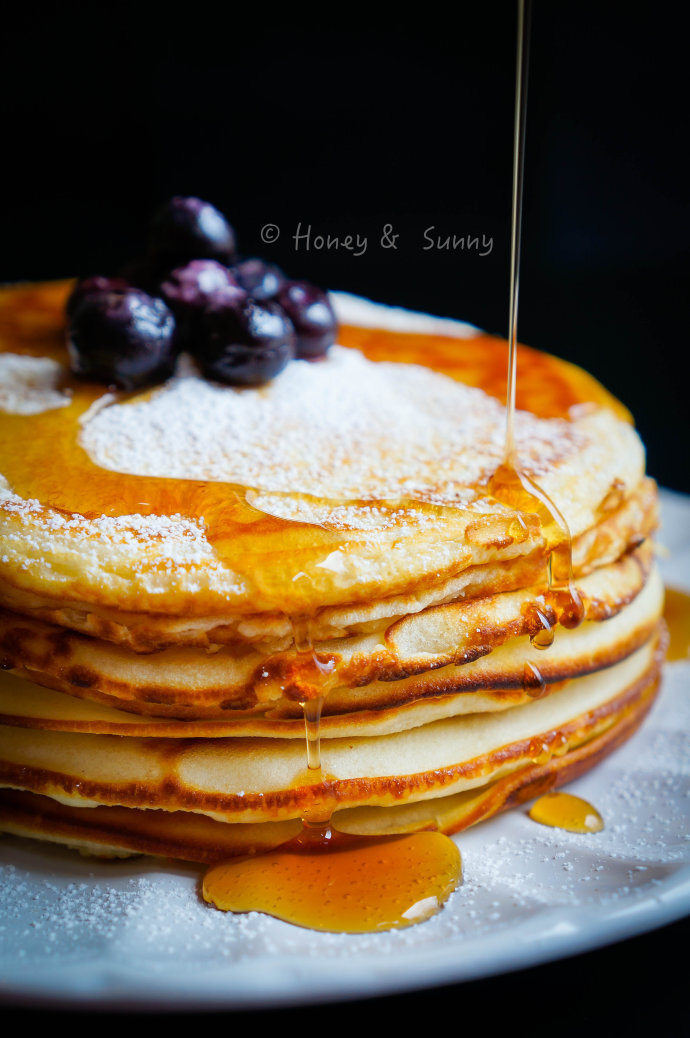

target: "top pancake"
[0,281,649,640]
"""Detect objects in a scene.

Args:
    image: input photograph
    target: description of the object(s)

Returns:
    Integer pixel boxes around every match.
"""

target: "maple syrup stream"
[487,0,600,838]
[204,0,592,929]
[488,0,584,689]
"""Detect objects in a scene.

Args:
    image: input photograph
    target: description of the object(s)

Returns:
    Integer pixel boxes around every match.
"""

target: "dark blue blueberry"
[159,260,242,350]
[67,288,176,389]
[148,196,237,267]
[196,295,295,386]
[276,281,337,359]
[230,258,286,301]
[66,275,131,317]
[160,259,239,316]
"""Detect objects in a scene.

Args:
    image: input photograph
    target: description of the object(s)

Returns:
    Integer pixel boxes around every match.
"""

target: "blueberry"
[67,288,177,389]
[159,259,242,350]
[148,196,237,267]
[160,259,239,316]
[230,258,286,301]
[196,295,295,386]
[276,281,337,359]
[66,275,131,318]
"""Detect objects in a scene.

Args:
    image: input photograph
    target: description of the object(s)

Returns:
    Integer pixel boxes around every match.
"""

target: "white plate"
[0,488,688,1011]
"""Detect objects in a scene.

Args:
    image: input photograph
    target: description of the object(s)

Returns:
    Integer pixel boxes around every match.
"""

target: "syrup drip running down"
[302,695,326,776]
[522,660,547,699]
[528,732,569,766]
[488,0,584,700]
[202,615,463,932]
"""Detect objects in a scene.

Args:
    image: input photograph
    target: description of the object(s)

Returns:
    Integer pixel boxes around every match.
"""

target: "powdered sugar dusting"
[0,482,243,593]
[0,484,212,557]
[0,354,71,414]
[79,346,583,502]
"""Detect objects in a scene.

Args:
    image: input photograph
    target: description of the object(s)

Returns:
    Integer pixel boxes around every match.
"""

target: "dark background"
[2,3,689,492]
[1,1,689,1026]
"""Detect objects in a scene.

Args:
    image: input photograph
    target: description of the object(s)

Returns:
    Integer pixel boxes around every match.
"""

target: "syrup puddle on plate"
[528,792,604,834]
[663,587,690,662]
[203,824,462,934]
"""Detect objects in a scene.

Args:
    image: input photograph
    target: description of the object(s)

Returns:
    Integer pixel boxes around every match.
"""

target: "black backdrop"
[1,1,689,1027]
[2,3,689,491]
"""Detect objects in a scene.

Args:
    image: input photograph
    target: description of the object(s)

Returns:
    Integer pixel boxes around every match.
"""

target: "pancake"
[0,284,648,635]
[0,279,664,867]
[0,634,664,825]
[0,542,660,726]
[0,634,664,860]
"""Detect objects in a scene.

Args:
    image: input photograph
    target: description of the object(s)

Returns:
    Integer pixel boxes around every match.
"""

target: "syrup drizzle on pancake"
[523,661,547,699]
[527,731,569,767]
[488,0,584,692]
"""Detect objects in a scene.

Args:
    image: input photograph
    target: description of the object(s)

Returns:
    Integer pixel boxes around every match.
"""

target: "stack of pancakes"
[0,282,663,862]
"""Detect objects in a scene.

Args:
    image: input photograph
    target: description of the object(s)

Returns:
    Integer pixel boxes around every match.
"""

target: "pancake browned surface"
[0,280,664,860]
